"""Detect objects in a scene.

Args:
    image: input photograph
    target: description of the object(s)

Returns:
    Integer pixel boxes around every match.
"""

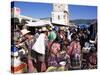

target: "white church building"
[51,3,69,26]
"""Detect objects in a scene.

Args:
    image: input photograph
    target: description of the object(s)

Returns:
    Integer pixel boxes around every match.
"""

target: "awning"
[26,20,54,28]
[52,23,77,28]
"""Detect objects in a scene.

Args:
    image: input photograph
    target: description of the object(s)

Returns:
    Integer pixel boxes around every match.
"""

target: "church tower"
[51,3,69,26]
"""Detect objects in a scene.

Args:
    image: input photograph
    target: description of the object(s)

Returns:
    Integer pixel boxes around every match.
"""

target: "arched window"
[58,15,60,20]
[64,15,66,19]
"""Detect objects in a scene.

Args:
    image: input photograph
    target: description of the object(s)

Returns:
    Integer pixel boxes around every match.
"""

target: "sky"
[11,1,97,20]
[68,5,97,20]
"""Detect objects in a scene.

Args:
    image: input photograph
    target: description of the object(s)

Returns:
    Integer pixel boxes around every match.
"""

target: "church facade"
[51,3,69,26]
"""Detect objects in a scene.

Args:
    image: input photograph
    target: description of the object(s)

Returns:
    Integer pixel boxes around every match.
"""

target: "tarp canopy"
[77,24,90,29]
[26,20,54,28]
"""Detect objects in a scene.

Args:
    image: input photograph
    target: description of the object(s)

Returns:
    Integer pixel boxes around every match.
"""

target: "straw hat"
[41,27,48,31]
[89,40,95,44]
[49,27,52,31]
[60,27,65,31]
[64,28,67,32]
[21,29,30,36]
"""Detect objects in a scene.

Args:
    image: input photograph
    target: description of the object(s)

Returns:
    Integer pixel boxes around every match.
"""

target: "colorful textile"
[46,66,65,72]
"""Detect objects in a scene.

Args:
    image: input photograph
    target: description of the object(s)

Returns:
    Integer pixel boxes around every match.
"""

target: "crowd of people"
[11,20,97,73]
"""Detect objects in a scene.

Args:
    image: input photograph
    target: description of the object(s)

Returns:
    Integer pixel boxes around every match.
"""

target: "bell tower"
[52,3,69,26]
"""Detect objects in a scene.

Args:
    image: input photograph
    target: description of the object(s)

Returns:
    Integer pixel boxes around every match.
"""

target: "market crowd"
[11,19,97,73]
